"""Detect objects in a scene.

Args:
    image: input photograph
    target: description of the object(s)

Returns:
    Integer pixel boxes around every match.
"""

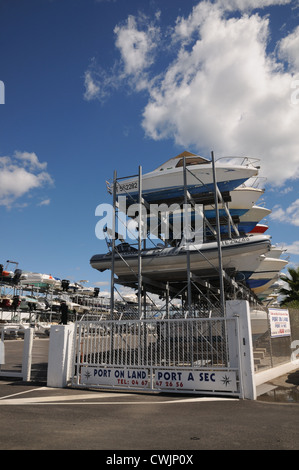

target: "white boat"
[250,246,287,295]
[249,224,268,234]
[233,206,271,233]
[20,272,43,286]
[0,270,14,279]
[145,202,271,238]
[246,257,288,291]
[41,274,60,287]
[112,151,260,203]
[250,256,288,276]
[19,296,38,310]
[256,279,282,298]
[266,246,287,259]
[252,276,280,295]
[90,234,271,283]
[239,205,271,222]
[205,185,264,212]
[76,286,95,296]
[204,207,270,238]
[19,272,60,289]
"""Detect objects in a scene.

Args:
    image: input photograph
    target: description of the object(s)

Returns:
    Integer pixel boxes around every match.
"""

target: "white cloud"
[84,71,101,101]
[0,152,53,209]
[280,186,293,194]
[278,24,299,72]
[270,199,299,225]
[93,281,109,286]
[38,198,51,206]
[270,205,286,220]
[281,241,299,255]
[83,65,120,103]
[114,15,159,78]
[85,0,299,185]
[216,0,292,12]
[14,151,48,171]
[142,3,299,184]
[83,13,160,101]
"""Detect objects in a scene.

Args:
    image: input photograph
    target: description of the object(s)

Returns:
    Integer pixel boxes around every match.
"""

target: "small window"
[175,157,209,168]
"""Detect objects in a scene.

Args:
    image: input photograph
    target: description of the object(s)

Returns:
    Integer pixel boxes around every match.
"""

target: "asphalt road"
[0,378,298,451]
[0,337,298,452]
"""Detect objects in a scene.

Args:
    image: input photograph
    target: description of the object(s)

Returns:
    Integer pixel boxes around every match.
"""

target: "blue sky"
[0,0,299,293]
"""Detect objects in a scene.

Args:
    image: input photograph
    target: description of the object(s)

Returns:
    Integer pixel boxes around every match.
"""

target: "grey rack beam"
[114,275,179,297]
[211,151,225,317]
[122,190,232,208]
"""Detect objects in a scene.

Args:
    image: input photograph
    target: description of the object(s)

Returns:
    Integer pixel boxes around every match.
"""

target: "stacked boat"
[0,269,99,297]
[91,151,287,298]
[0,264,104,321]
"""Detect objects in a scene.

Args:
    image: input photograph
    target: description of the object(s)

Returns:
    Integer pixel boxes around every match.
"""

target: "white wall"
[226,300,256,400]
[47,324,75,388]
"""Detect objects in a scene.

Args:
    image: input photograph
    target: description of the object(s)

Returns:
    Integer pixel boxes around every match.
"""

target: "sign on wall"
[79,366,238,393]
[154,369,237,392]
[80,367,150,389]
[268,308,291,338]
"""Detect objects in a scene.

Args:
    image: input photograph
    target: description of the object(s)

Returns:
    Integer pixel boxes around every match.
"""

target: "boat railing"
[215,156,261,168]
[237,176,267,189]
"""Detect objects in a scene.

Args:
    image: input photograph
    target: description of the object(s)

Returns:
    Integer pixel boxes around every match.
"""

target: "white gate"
[71,317,242,397]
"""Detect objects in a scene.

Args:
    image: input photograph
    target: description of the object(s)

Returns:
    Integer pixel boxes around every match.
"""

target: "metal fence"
[252,307,299,372]
[71,317,240,396]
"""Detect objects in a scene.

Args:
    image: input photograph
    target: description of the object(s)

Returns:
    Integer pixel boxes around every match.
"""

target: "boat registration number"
[117,181,138,192]
[221,237,250,245]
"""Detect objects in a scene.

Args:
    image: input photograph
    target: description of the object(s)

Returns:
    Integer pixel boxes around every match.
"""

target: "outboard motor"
[61,279,70,291]
[13,269,22,285]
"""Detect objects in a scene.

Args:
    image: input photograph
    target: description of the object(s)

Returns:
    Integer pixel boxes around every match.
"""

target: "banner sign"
[154,369,237,392]
[80,366,150,389]
[80,366,238,393]
[268,308,291,338]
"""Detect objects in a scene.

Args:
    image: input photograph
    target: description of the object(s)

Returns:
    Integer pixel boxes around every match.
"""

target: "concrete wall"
[0,327,34,380]
[226,300,256,400]
[47,324,75,388]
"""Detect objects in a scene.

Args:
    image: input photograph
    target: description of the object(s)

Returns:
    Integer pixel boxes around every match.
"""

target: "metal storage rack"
[105,152,259,321]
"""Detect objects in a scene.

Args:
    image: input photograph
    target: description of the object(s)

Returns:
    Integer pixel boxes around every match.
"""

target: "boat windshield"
[153,152,210,172]
[175,156,210,167]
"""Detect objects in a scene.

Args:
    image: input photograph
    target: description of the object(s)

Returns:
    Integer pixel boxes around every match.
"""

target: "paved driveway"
[0,379,298,451]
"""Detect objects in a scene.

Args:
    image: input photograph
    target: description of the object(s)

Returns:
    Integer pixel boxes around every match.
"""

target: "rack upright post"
[211,151,226,316]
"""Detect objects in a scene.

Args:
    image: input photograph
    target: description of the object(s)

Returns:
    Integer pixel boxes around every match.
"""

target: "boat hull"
[249,224,268,234]
[90,235,271,283]
[116,165,259,203]
[204,186,264,211]
[145,204,271,238]
[252,276,280,294]
[245,257,288,290]
[206,205,271,235]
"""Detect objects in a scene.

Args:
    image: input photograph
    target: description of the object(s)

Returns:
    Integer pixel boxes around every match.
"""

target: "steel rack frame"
[105,152,258,321]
